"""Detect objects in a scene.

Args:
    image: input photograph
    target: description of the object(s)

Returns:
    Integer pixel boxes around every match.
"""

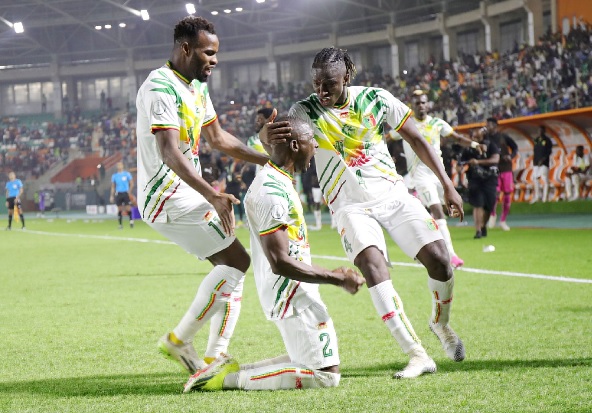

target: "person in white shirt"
[265,48,466,379]
[136,16,268,374]
[183,115,364,392]
[565,145,591,200]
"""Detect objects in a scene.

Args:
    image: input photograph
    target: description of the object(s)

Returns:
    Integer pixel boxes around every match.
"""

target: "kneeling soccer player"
[184,115,365,392]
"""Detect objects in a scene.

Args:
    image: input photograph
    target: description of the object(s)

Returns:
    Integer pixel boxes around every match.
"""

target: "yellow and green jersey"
[399,115,453,181]
[136,62,216,223]
[245,161,321,321]
[289,86,411,212]
[247,134,268,172]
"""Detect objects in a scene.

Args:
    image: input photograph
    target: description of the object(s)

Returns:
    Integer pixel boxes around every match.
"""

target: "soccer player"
[183,115,365,392]
[265,47,466,378]
[136,16,268,374]
[5,172,25,230]
[391,90,483,268]
[110,162,134,229]
[246,108,273,160]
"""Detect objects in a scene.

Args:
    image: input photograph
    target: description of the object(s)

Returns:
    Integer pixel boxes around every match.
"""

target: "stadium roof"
[0,0,499,68]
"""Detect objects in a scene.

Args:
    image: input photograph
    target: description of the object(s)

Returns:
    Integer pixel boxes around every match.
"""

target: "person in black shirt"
[485,118,517,231]
[531,126,554,203]
[461,128,500,239]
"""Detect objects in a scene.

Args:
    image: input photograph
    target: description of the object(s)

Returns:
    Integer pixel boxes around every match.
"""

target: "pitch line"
[19,229,592,284]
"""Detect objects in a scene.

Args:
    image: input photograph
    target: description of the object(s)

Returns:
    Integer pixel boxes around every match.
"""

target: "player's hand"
[259,108,291,146]
[333,267,365,294]
[443,185,464,221]
[209,192,240,236]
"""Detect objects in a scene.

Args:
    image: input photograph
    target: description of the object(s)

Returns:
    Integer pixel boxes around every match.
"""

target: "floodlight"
[186,3,196,14]
[14,22,24,33]
[119,22,126,28]
[95,25,102,30]
[236,7,243,12]
[224,9,231,13]
[104,24,112,29]
[140,9,149,20]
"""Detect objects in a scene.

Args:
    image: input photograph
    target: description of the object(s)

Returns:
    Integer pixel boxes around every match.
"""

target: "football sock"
[428,277,454,325]
[8,215,12,228]
[204,275,245,360]
[20,214,24,227]
[436,219,456,257]
[501,193,512,222]
[314,210,321,227]
[239,355,291,371]
[369,280,421,353]
[118,211,122,225]
[173,265,245,344]
[224,363,340,390]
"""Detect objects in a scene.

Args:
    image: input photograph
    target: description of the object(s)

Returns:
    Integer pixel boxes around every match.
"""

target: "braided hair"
[312,47,357,82]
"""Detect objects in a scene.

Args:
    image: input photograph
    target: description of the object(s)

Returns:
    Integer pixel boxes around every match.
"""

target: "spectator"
[565,145,591,200]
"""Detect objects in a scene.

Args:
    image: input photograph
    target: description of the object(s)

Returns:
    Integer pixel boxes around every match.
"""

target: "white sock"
[436,219,456,257]
[428,277,454,325]
[173,265,245,344]
[224,362,340,390]
[204,276,244,359]
[314,210,322,227]
[240,354,291,371]
[369,281,422,353]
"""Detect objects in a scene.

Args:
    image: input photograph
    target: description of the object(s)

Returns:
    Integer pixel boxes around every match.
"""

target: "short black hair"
[257,108,274,119]
[486,117,498,124]
[312,47,357,81]
[174,16,216,45]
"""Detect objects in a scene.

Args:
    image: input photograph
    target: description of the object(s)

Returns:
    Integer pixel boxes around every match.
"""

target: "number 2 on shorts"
[319,332,333,357]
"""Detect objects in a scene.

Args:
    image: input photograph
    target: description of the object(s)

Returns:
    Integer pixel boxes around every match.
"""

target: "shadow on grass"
[342,357,592,378]
[0,372,186,397]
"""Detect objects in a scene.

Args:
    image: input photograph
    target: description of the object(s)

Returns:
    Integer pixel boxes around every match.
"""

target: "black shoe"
[474,230,482,239]
[481,226,488,237]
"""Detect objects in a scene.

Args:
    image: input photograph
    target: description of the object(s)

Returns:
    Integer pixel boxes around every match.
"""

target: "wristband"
[470,141,479,149]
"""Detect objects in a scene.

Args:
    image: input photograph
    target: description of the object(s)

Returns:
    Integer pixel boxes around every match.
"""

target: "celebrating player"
[184,115,364,392]
[136,16,268,374]
[264,47,466,379]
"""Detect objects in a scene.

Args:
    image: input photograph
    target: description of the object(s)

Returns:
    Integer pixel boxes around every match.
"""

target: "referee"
[110,162,134,229]
[5,171,25,230]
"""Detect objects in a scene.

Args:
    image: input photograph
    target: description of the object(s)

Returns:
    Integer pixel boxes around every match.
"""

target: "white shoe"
[157,333,207,374]
[393,348,436,379]
[499,221,510,231]
[487,215,497,229]
[429,321,465,362]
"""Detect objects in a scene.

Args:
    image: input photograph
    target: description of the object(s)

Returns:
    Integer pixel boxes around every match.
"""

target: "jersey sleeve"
[378,88,412,132]
[202,86,218,127]
[288,102,314,130]
[143,77,181,134]
[257,193,292,236]
[438,119,454,137]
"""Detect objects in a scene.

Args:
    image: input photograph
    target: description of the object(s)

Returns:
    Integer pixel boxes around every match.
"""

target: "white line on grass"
[21,229,592,284]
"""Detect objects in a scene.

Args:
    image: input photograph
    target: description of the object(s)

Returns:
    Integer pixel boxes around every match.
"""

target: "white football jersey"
[136,62,216,223]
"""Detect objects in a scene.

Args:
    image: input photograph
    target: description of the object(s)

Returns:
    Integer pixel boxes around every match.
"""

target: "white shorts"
[334,181,443,262]
[403,174,415,190]
[415,177,444,208]
[312,187,323,204]
[533,165,549,180]
[274,302,340,370]
[148,203,235,260]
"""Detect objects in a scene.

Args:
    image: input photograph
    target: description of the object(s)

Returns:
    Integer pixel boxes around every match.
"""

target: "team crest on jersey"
[426,218,439,231]
[362,113,377,128]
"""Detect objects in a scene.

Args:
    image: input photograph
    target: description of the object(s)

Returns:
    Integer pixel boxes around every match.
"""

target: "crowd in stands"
[2,24,592,204]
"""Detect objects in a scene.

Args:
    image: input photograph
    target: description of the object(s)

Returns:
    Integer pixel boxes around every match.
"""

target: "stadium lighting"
[95,25,102,30]
[223,9,231,13]
[13,22,24,33]
[236,7,243,12]
[140,9,150,20]
[119,22,126,28]
[256,0,265,3]
[186,3,196,14]
[211,11,218,15]
[104,24,112,29]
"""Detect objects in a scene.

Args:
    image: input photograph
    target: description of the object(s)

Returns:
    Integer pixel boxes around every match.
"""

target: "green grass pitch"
[0,218,590,413]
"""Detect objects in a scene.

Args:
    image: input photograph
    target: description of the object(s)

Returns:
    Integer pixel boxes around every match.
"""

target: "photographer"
[460,128,500,239]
